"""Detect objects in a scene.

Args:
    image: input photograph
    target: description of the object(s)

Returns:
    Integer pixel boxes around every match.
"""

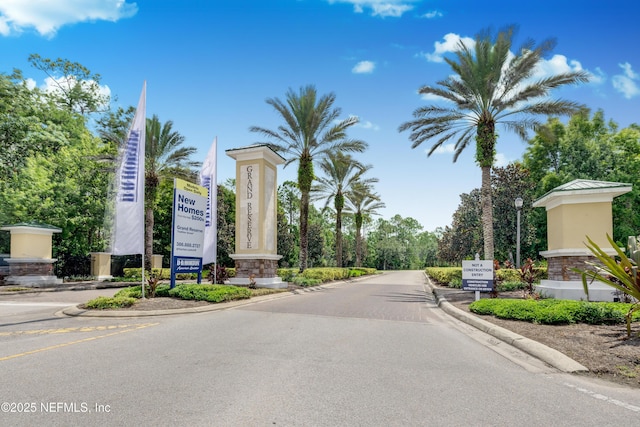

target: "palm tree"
[398,25,590,260]
[145,114,199,269]
[312,152,377,267]
[345,182,385,267]
[250,85,366,271]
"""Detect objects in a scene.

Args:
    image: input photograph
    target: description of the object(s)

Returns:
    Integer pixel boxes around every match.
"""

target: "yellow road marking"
[0,323,159,362]
[0,323,157,336]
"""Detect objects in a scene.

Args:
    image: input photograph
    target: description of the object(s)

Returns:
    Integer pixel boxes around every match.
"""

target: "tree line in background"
[2,40,639,278]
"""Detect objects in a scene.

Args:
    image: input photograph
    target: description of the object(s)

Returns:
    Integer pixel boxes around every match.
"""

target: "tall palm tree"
[345,182,385,267]
[312,152,377,267]
[145,114,199,269]
[399,25,590,260]
[250,85,367,271]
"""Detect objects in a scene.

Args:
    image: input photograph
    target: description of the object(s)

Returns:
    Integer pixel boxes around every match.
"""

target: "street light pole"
[515,197,523,268]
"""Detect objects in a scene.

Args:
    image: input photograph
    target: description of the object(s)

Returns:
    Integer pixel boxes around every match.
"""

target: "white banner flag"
[112,82,146,255]
[199,138,217,265]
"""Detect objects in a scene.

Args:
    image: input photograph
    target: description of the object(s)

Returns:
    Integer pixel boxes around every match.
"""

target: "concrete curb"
[423,274,588,374]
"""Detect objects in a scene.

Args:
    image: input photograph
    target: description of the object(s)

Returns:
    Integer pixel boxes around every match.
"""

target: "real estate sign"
[462,260,494,291]
[170,178,207,286]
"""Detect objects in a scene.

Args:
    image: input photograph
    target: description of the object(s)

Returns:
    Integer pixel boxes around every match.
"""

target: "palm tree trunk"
[335,207,342,268]
[298,156,313,272]
[299,190,309,272]
[481,165,494,260]
[335,191,344,268]
[355,213,363,267]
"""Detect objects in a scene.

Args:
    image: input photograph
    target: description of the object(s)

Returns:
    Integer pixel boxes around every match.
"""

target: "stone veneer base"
[4,258,63,287]
[228,277,288,289]
[5,275,63,287]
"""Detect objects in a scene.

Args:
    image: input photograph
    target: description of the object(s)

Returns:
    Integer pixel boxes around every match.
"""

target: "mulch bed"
[436,286,640,388]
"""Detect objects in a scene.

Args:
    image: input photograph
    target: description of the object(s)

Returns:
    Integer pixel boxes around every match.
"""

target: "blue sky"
[1,0,639,232]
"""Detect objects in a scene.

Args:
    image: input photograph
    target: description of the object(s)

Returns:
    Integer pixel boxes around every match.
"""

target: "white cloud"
[493,153,510,167]
[431,145,509,166]
[40,75,111,110]
[589,67,606,85]
[357,120,380,131]
[327,1,416,18]
[25,78,36,90]
[612,62,640,99]
[0,0,138,37]
[422,33,475,63]
[432,143,455,155]
[532,54,584,79]
[420,92,451,102]
[352,60,375,74]
[421,10,442,19]
[371,3,413,17]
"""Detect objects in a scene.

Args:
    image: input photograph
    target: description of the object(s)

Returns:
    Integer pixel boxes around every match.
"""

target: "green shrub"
[301,267,351,281]
[168,284,251,303]
[349,267,377,276]
[496,269,521,283]
[114,286,143,298]
[85,296,136,309]
[115,284,171,299]
[497,281,526,292]
[425,267,462,286]
[122,268,198,280]
[292,276,322,287]
[470,298,640,325]
[278,268,298,282]
[491,299,540,322]
[449,277,462,289]
[155,284,171,297]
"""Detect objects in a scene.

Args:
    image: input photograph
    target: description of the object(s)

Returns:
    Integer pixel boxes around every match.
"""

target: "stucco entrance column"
[533,179,631,301]
[90,252,113,281]
[226,144,287,288]
[1,222,63,287]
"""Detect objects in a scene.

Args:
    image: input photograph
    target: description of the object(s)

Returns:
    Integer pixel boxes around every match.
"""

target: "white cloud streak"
[431,143,455,155]
[327,0,417,18]
[612,62,640,99]
[357,120,380,131]
[421,10,442,19]
[0,0,138,37]
[352,60,376,74]
[422,32,604,96]
[422,33,475,63]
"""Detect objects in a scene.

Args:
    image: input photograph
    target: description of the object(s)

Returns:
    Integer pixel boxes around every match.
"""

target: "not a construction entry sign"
[462,260,494,292]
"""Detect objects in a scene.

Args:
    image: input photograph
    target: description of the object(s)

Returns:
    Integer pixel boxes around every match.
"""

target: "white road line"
[0,302,75,307]
[564,382,640,412]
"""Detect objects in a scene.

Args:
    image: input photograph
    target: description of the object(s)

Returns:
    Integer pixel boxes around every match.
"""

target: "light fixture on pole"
[515,197,523,268]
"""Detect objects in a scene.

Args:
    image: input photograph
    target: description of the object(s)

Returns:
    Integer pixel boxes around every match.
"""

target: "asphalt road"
[1,271,639,426]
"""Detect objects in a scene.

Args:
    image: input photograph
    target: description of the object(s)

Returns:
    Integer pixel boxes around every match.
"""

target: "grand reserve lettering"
[246,165,253,248]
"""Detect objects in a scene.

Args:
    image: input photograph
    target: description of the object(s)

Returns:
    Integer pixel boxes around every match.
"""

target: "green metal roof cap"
[1,221,62,231]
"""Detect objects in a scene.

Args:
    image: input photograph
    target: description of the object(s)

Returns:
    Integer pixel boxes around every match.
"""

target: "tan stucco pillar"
[151,254,163,269]
[0,222,63,287]
[90,252,113,281]
[533,179,631,301]
[225,144,286,288]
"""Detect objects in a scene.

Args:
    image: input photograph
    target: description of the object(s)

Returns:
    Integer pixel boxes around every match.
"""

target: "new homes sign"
[461,260,494,292]
[170,178,207,286]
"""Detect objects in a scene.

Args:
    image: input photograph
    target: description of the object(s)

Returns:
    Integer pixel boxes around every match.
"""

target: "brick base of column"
[234,258,279,278]
[547,255,594,281]
[3,258,63,287]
